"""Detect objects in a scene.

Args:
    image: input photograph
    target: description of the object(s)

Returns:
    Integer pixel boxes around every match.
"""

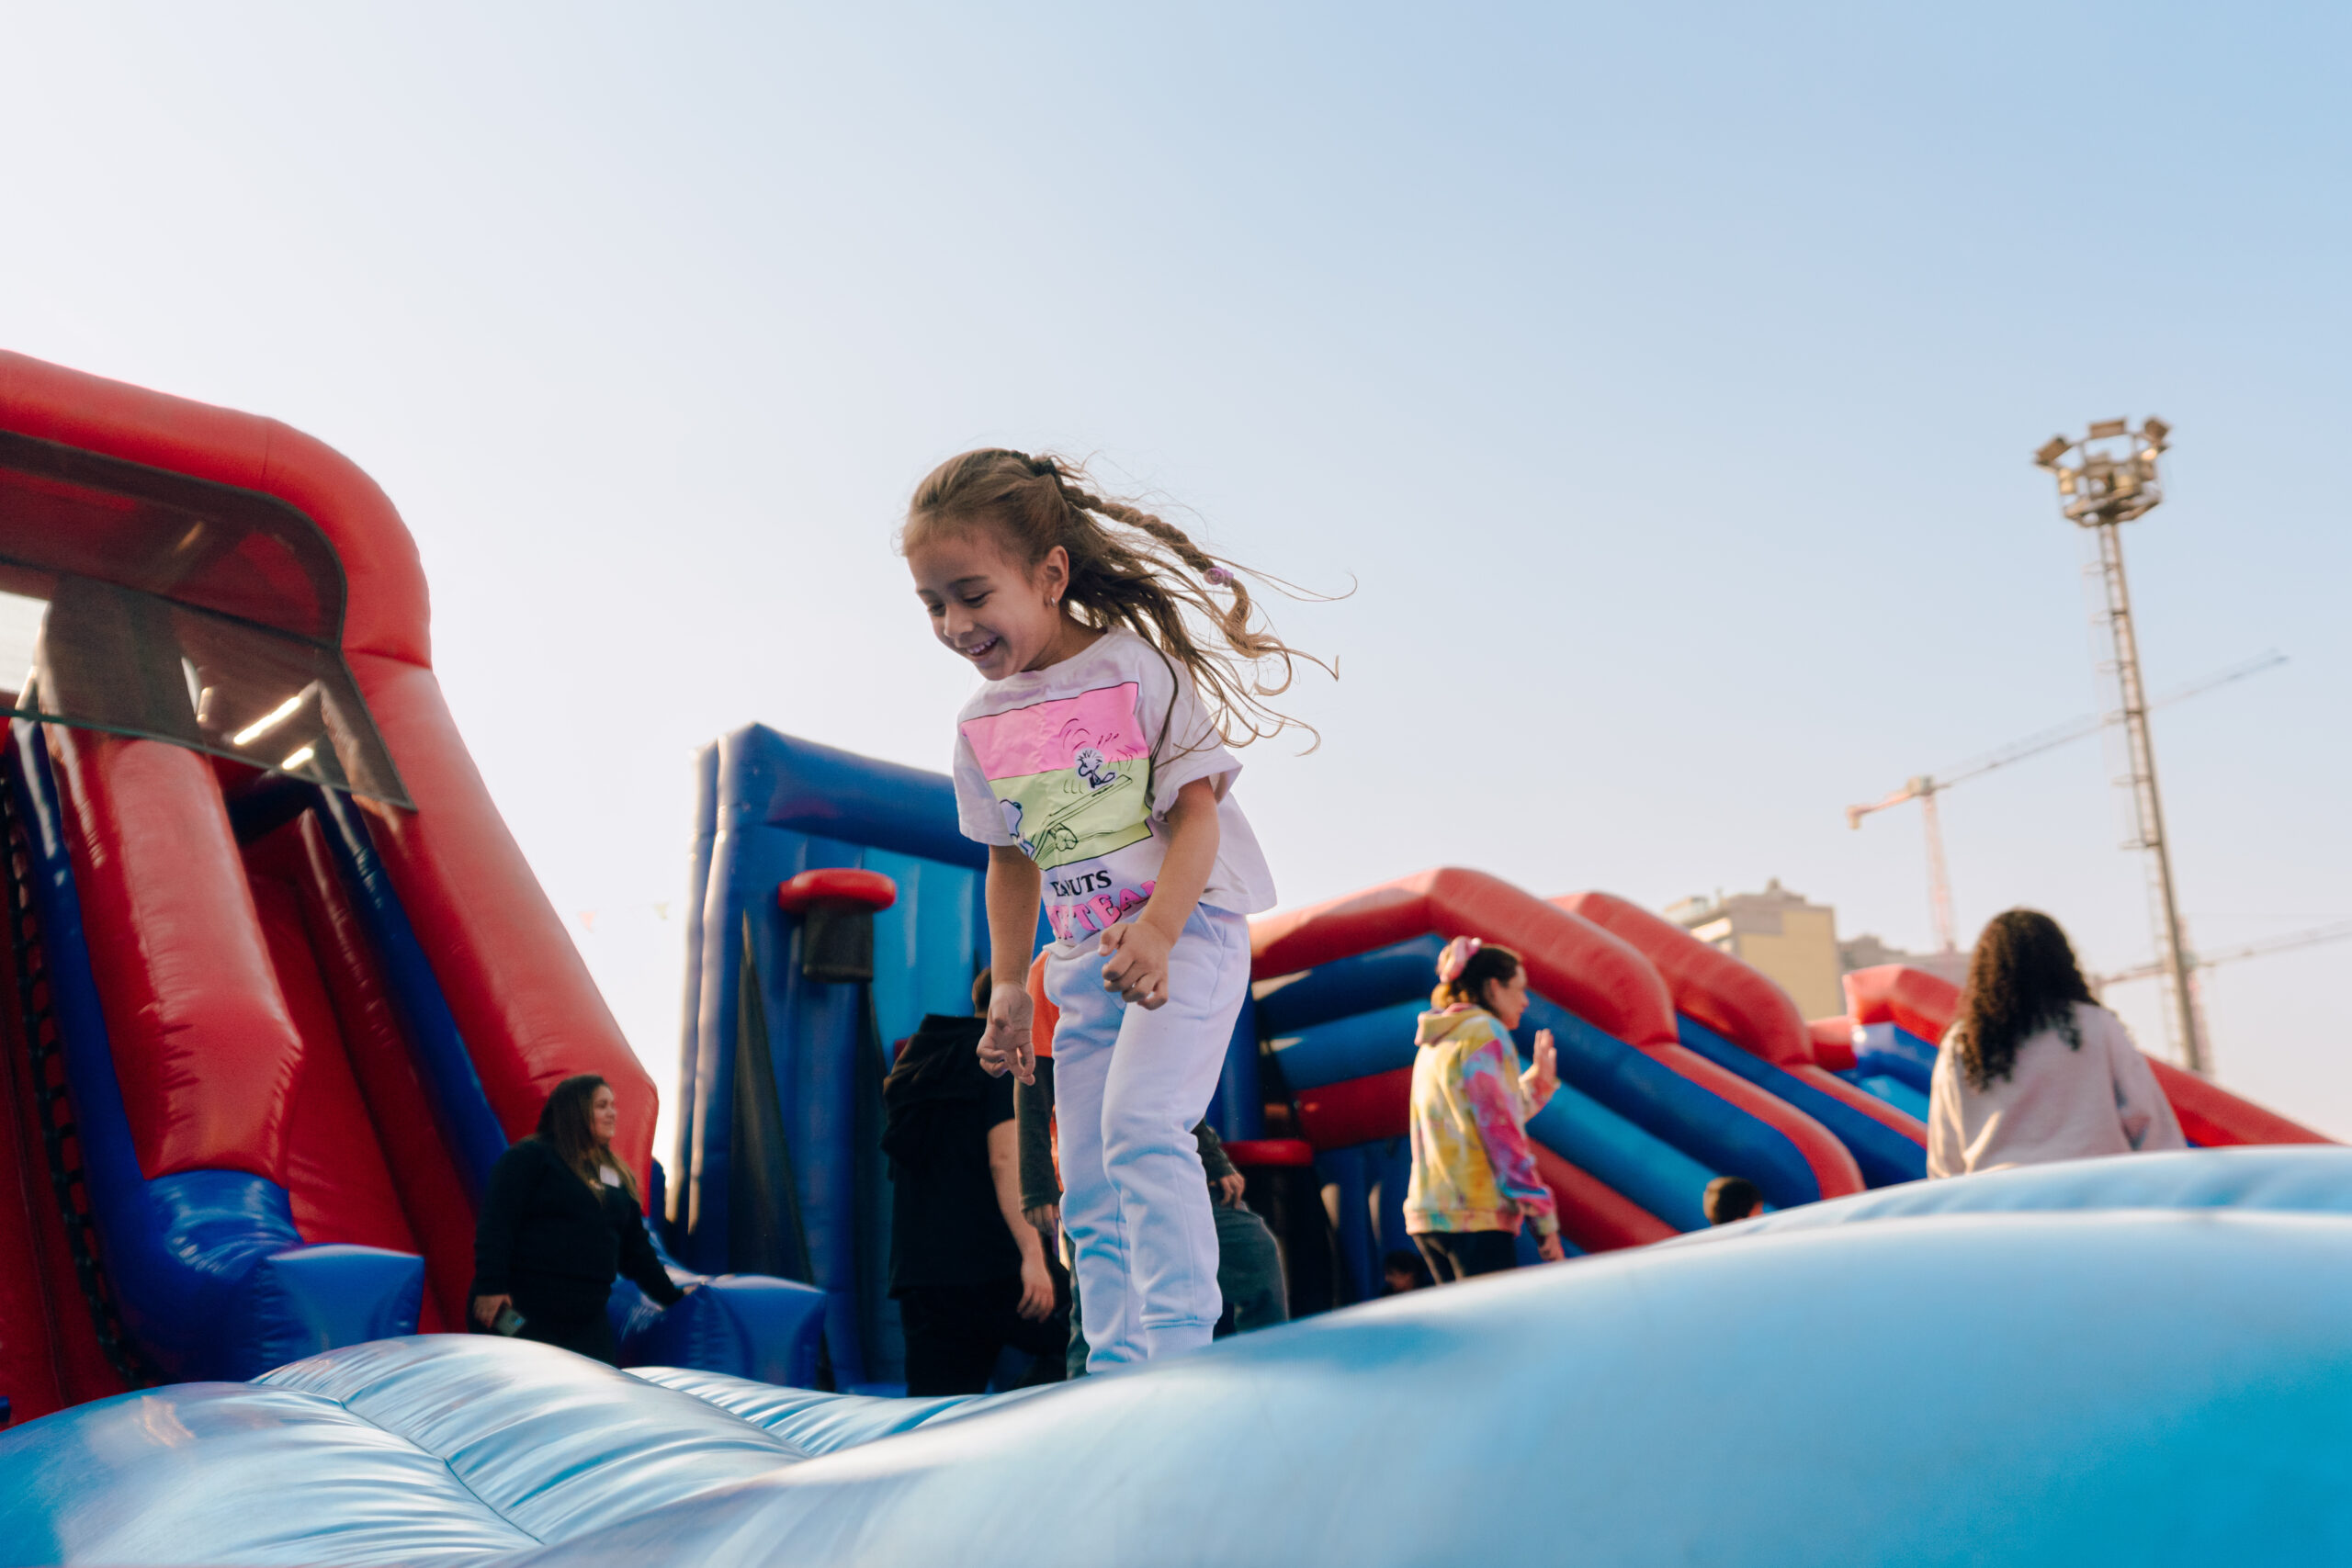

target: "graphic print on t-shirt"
[959,682,1154,871]
[961,682,1162,942]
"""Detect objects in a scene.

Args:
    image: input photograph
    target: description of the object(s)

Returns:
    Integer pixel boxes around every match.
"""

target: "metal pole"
[1917,781,1958,953]
[2088,518,2208,1073]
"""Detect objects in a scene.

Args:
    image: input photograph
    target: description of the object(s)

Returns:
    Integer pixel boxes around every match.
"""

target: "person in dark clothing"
[470,1074,686,1366]
[882,976,1068,1396]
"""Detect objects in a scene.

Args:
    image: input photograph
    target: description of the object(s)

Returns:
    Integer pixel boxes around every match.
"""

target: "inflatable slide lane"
[0,352,815,1424]
[1246,868,1870,1301]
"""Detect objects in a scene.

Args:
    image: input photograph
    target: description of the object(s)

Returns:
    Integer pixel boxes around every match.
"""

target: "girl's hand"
[1015,1250,1057,1322]
[1537,1232,1566,1263]
[1023,1201,1061,1235]
[1099,920,1173,1009]
[471,1292,512,1329]
[1523,1028,1559,1105]
[978,983,1035,1084]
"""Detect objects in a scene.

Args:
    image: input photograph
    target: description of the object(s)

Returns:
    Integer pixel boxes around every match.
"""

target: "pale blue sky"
[5,4,2346,1152]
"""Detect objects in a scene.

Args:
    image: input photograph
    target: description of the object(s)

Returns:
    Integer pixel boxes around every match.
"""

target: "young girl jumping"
[902,448,1318,1370]
[1406,938,1564,1281]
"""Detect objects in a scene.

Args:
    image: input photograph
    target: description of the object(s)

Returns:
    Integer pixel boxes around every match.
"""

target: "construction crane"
[2094,919,2352,990]
[1846,649,2288,955]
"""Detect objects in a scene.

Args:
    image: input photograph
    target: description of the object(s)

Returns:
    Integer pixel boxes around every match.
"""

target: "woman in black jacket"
[470,1074,685,1364]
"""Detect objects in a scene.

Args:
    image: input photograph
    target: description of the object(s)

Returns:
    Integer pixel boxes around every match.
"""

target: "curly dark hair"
[1951,909,2096,1090]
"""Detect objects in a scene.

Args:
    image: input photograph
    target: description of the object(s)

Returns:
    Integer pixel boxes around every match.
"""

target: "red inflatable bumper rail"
[1555,892,1924,1148]
[2143,1058,2330,1148]
[1807,1017,1858,1072]
[1842,964,1961,1046]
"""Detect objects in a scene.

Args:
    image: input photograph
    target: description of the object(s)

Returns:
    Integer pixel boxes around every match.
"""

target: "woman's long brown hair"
[534,1073,639,1201]
[901,449,1335,749]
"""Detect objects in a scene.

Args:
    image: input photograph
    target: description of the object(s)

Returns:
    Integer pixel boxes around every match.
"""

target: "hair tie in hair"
[1436,935,1482,983]
[1204,566,1235,586]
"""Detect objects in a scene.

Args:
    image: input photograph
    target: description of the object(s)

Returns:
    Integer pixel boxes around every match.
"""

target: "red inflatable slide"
[0,351,655,1423]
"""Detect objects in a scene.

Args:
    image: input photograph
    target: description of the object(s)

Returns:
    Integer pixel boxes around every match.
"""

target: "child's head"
[1433,936,1529,1026]
[1382,1248,1431,1293]
[900,448,1324,745]
[1703,1175,1762,1225]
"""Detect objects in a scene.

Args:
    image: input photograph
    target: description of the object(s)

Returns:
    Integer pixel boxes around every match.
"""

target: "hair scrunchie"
[1436,935,1482,984]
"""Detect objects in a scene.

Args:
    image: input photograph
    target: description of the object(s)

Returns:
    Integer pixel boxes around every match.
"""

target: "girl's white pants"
[1045,904,1250,1370]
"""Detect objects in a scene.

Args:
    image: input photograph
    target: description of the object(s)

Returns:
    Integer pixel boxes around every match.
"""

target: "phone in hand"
[492,1304,526,1337]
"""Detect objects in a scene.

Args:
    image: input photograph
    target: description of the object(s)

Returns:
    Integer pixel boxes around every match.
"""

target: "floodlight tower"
[2032,416,2209,1073]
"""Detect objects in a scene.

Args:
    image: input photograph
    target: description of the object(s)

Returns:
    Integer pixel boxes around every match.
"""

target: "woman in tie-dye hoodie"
[1405,938,1564,1282]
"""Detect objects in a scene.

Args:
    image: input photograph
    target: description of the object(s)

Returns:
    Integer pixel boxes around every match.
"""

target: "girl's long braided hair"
[901,448,1333,748]
[1949,908,2098,1090]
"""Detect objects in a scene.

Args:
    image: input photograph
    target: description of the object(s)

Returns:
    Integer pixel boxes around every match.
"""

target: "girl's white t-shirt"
[951,629,1276,954]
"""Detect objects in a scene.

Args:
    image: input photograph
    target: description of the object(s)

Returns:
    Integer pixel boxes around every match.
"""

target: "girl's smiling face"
[908,525,1080,680]
[590,1085,617,1148]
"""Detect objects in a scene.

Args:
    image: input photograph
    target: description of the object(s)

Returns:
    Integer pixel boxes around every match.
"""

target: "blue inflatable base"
[8,1148,2352,1566]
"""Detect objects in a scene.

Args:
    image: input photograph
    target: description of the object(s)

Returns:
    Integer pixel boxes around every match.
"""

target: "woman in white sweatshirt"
[1928,908,2186,1179]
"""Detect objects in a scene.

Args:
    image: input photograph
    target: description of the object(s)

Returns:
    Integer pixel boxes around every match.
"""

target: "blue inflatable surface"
[9,1147,2352,1566]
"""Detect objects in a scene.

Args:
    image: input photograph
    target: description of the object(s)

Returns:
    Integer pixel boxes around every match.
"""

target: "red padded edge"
[1532,1145,1677,1252]
[1554,891,1813,1066]
[1252,868,1679,1048]
[2143,1055,2332,1147]
[1294,1068,1411,1150]
[47,726,305,1180]
[349,656,658,1185]
[1219,1138,1316,1168]
[778,868,898,913]
[1788,1062,1926,1146]
[0,351,429,665]
[1842,964,1961,1044]
[1808,1016,1858,1072]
